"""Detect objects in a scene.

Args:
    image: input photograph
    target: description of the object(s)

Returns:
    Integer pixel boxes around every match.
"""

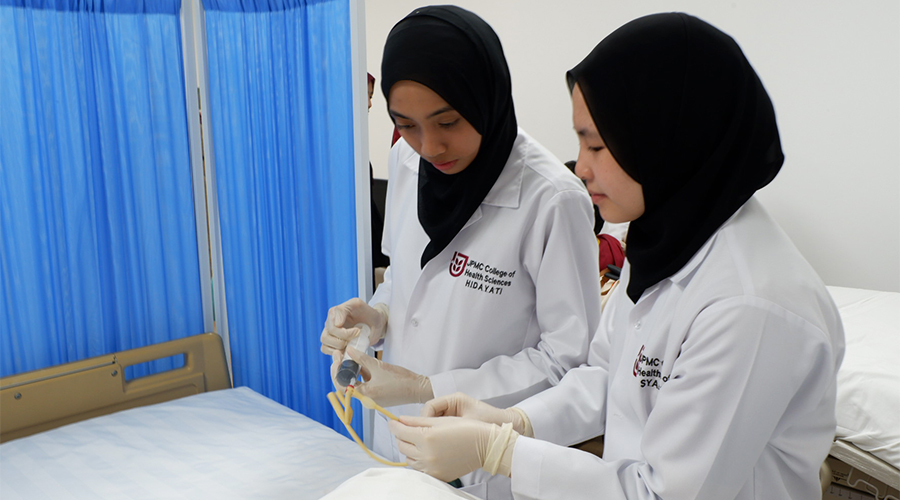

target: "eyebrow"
[390,106,455,120]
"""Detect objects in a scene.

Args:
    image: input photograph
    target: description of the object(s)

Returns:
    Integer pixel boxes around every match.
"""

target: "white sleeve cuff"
[427,371,457,399]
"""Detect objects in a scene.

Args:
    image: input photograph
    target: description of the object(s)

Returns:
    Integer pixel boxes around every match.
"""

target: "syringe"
[335,323,371,387]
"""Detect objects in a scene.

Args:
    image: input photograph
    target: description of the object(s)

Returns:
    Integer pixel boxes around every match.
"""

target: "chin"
[597,210,626,224]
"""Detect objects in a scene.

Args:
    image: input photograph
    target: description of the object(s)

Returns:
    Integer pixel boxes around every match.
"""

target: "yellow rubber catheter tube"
[328,384,407,467]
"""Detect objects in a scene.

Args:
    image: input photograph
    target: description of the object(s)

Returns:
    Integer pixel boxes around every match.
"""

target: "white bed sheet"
[827,286,900,468]
[0,387,386,499]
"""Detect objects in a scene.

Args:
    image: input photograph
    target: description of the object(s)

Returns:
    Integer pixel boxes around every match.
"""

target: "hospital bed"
[1,284,897,500]
[0,333,388,499]
[822,286,900,500]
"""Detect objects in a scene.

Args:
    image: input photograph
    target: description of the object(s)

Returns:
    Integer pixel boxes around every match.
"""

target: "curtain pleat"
[0,1,204,379]
[203,0,360,435]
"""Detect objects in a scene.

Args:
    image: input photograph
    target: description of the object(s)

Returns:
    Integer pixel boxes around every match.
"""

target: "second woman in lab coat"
[388,13,845,500]
[319,5,602,497]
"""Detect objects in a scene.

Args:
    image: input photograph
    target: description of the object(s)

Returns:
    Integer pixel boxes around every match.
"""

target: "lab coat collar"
[666,232,715,288]
[480,128,527,209]
[664,198,753,287]
[630,224,716,304]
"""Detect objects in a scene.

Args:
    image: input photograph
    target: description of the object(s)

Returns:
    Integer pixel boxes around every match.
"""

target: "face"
[571,83,645,223]
[388,80,482,175]
[367,80,374,111]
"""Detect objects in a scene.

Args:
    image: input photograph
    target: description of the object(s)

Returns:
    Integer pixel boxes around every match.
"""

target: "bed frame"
[824,439,900,499]
[0,332,231,443]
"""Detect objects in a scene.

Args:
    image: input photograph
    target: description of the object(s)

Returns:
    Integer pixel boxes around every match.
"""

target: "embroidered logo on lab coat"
[633,344,669,390]
[450,252,469,277]
[451,254,517,296]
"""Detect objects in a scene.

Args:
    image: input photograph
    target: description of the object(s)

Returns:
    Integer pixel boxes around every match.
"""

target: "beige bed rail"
[0,332,231,443]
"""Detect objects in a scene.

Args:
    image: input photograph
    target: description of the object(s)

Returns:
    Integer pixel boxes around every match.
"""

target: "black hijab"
[381,5,518,268]
[567,13,784,303]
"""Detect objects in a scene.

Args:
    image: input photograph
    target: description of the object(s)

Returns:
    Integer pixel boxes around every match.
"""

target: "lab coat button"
[411,319,419,327]
[634,321,641,330]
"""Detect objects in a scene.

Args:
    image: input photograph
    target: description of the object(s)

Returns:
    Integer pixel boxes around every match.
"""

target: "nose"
[573,155,591,181]
[419,130,446,158]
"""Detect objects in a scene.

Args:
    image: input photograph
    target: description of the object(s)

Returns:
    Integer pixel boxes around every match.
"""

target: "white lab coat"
[370,129,602,498]
[511,198,845,500]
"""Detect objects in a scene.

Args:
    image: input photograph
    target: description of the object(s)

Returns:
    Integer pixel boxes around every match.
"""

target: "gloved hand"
[423,392,533,437]
[331,347,434,407]
[320,299,388,355]
[389,416,519,481]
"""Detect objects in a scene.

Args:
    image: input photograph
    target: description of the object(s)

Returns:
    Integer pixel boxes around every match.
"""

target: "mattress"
[0,387,386,499]
[827,286,900,469]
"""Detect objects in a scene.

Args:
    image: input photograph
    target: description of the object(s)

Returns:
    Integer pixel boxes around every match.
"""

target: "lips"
[590,192,608,203]
[431,160,458,171]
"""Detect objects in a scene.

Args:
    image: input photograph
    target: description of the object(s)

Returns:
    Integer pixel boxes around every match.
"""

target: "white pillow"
[322,468,481,500]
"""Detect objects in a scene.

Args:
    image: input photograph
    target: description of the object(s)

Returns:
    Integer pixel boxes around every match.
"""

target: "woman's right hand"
[333,347,434,406]
[319,298,389,355]
[422,393,533,437]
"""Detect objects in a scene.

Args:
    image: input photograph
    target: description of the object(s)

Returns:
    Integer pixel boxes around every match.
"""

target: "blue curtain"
[203,0,359,435]
[0,0,205,378]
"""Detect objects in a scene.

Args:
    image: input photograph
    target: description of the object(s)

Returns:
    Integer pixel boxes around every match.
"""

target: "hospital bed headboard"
[0,332,231,443]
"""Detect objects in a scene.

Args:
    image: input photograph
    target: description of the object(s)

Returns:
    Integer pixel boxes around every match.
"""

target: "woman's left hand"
[389,416,494,482]
[333,347,434,407]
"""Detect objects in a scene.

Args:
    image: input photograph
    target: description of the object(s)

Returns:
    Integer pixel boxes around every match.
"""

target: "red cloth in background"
[391,127,401,145]
[598,233,625,271]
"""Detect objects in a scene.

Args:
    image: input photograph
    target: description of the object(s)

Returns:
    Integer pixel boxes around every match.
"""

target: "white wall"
[365,0,900,292]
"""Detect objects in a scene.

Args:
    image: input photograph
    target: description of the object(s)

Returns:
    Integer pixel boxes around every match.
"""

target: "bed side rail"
[0,332,231,443]
[828,439,900,496]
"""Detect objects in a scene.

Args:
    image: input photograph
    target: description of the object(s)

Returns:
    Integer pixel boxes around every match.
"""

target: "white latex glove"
[389,416,494,482]
[423,392,533,437]
[320,299,388,355]
[332,347,434,407]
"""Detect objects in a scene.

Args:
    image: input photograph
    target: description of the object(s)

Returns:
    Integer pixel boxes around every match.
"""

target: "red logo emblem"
[449,252,469,277]
[633,345,645,377]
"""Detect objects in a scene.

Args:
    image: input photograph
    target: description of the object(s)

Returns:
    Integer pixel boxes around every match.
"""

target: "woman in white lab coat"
[319,5,602,497]
[388,13,845,500]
